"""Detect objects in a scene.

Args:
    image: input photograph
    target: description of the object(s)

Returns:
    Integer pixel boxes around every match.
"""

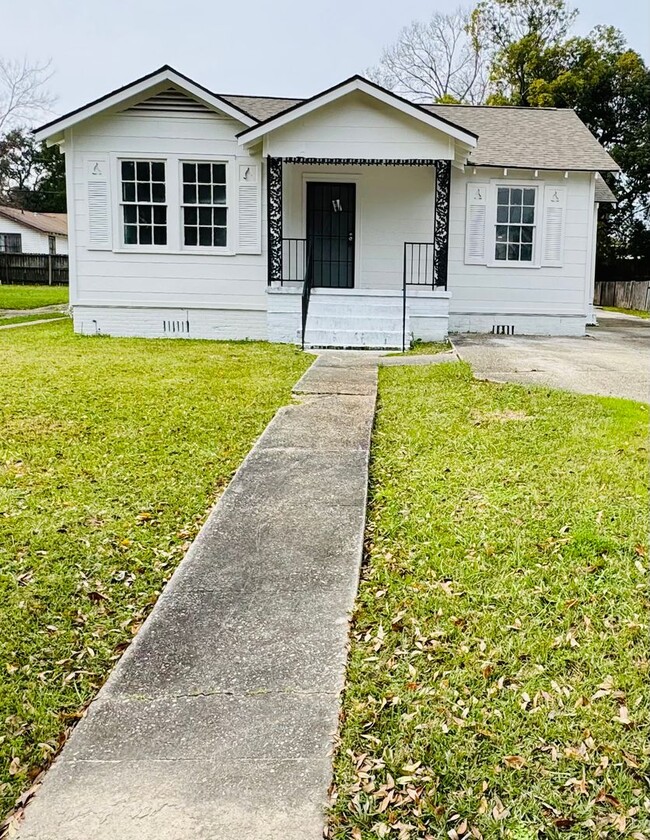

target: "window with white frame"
[182,162,227,247]
[494,186,536,262]
[120,160,167,246]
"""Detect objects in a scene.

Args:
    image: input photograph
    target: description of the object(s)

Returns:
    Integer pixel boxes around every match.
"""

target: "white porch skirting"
[267,286,451,348]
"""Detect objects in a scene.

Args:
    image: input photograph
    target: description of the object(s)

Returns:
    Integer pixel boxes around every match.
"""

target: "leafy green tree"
[472,0,577,104]
[0,128,66,212]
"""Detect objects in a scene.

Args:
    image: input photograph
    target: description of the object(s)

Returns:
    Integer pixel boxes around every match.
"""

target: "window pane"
[495,243,507,260]
[497,187,509,205]
[521,226,533,243]
[510,226,521,243]
[511,188,522,204]
[124,205,137,224]
[136,161,150,181]
[124,225,137,244]
[214,207,227,226]
[496,225,508,242]
[121,161,135,180]
[212,163,226,183]
[152,183,165,203]
[507,244,519,261]
[522,206,534,224]
[184,226,198,246]
[523,188,535,206]
[153,226,167,245]
[140,226,152,245]
[151,162,165,182]
[183,184,197,204]
[199,207,212,225]
[138,206,152,224]
[183,163,196,182]
[122,182,136,202]
[496,206,508,223]
[509,205,521,223]
[520,244,532,261]
[198,185,211,204]
[214,227,227,247]
[153,206,166,225]
[197,163,211,183]
[199,227,212,246]
[185,207,197,225]
[213,185,226,204]
[137,182,151,202]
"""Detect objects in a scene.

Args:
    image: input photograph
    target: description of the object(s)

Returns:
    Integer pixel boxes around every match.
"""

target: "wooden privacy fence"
[594,259,650,312]
[0,253,69,285]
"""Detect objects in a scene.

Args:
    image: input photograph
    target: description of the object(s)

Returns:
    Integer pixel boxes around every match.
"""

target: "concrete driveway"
[452,310,649,403]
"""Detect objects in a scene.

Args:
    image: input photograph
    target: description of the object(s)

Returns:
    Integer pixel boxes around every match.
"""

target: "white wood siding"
[264,92,455,160]
[448,168,593,317]
[283,163,435,290]
[67,109,267,319]
[0,216,67,253]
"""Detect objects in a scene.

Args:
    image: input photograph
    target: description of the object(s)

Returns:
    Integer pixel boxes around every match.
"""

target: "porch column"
[267,156,283,284]
[433,160,451,289]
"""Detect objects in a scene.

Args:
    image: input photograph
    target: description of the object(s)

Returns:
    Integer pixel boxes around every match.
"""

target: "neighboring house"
[0,206,68,255]
[34,66,618,347]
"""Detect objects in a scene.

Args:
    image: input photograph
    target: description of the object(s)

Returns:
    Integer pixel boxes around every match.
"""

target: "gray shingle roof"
[594,179,617,203]
[221,95,303,122]
[424,104,620,172]
[0,206,68,235]
[221,93,619,172]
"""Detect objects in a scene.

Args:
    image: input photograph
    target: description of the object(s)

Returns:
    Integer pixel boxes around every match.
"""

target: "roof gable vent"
[126,88,213,116]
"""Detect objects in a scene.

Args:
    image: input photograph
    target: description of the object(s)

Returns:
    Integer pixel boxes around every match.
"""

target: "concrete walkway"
[0,304,67,318]
[15,353,378,840]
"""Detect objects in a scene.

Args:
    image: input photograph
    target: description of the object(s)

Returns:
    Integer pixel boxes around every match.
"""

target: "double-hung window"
[121,160,167,246]
[182,162,227,247]
[494,186,536,263]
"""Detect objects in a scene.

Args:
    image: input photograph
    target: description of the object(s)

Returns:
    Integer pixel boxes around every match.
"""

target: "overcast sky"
[2,0,648,119]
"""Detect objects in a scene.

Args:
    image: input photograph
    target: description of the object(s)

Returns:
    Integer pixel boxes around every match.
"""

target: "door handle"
[348,233,354,243]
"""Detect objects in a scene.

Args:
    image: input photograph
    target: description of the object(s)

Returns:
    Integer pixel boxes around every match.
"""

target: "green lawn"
[388,340,452,357]
[330,363,649,838]
[0,284,68,310]
[0,322,309,820]
[0,313,68,327]
[601,306,649,320]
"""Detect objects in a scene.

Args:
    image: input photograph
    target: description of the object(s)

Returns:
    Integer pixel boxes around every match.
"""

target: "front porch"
[265,157,452,349]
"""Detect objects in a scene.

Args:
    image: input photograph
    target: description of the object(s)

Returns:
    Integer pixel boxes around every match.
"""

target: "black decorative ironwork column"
[267,156,283,284]
[433,160,451,289]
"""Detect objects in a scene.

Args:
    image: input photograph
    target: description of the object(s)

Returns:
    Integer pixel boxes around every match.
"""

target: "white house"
[34,66,618,348]
[0,206,68,255]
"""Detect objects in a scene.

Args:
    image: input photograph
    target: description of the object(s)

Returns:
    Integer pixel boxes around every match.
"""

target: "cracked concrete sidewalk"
[13,352,378,840]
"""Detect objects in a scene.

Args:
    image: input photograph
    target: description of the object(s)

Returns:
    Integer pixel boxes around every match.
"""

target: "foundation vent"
[163,319,190,335]
[492,324,515,335]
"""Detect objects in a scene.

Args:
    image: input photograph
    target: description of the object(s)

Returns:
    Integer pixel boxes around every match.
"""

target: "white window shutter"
[541,185,566,267]
[237,163,261,254]
[86,158,111,250]
[464,182,488,264]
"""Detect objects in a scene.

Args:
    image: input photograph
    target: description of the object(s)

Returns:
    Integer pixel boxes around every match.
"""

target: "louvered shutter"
[237,162,261,254]
[86,158,111,250]
[541,185,566,267]
[464,182,488,264]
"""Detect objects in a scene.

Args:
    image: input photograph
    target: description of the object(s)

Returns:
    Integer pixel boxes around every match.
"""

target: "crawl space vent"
[163,319,190,335]
[492,324,515,335]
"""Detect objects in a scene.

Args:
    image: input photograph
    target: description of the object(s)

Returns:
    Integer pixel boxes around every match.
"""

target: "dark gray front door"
[306,182,355,288]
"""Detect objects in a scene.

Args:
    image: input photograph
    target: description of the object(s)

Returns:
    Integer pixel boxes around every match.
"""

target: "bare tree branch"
[0,58,56,132]
[366,7,489,104]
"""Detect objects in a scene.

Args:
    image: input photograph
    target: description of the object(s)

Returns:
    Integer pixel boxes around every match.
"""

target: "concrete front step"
[307,315,404,332]
[304,328,404,349]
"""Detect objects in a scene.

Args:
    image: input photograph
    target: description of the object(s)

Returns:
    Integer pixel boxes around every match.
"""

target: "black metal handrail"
[300,242,315,350]
[402,241,437,351]
[280,238,307,285]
